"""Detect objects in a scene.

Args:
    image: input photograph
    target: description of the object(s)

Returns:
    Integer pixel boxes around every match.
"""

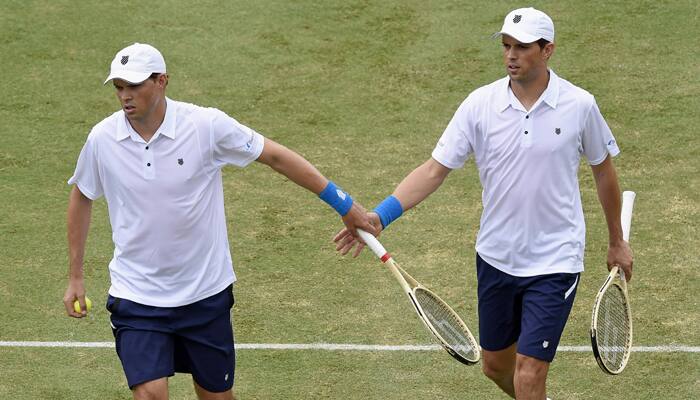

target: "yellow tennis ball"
[73,297,93,313]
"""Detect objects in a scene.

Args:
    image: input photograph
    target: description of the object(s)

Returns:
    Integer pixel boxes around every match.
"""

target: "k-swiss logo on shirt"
[121,55,129,65]
[542,340,549,349]
[513,15,522,23]
[178,158,184,165]
[555,128,561,135]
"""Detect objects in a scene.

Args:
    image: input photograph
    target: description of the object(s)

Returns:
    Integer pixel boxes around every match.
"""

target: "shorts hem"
[479,340,517,353]
[516,348,556,363]
[127,370,175,390]
[191,377,234,394]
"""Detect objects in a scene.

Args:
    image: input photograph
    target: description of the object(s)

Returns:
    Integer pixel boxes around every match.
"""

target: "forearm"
[592,157,623,245]
[371,158,451,230]
[256,139,328,194]
[256,138,375,235]
[67,186,92,279]
[393,158,451,211]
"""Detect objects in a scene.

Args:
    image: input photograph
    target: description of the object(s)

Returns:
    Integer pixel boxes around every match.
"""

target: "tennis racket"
[357,229,480,365]
[590,190,636,374]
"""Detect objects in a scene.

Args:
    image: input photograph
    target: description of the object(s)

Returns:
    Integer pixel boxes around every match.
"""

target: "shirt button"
[526,115,529,119]
[147,163,151,166]
[145,146,149,150]
[524,131,529,134]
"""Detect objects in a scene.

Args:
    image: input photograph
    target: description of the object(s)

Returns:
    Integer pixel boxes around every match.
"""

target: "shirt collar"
[115,97,176,141]
[541,69,560,109]
[496,69,560,113]
[158,97,176,139]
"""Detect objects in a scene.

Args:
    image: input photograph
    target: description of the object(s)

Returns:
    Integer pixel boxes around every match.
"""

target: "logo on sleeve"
[608,139,616,146]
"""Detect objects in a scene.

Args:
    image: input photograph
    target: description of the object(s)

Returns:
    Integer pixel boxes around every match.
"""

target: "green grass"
[1,0,698,399]
[1,348,698,399]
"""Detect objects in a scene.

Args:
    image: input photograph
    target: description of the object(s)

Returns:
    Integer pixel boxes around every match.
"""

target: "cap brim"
[492,30,541,44]
[103,70,152,85]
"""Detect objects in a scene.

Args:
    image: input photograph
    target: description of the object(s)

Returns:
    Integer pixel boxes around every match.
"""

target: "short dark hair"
[536,38,551,49]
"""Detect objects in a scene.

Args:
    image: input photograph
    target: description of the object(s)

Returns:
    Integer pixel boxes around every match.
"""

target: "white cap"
[104,43,166,84]
[493,7,554,43]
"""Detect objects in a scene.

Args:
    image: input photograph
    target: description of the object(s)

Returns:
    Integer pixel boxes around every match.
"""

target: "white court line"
[0,341,698,353]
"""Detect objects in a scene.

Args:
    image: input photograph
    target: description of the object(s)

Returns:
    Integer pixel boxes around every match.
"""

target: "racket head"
[590,267,633,374]
[410,287,481,365]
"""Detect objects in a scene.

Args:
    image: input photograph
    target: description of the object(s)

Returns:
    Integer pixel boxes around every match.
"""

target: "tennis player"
[335,8,633,400]
[64,42,375,400]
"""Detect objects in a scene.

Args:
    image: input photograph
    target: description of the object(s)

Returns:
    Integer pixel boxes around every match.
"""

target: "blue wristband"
[319,181,354,216]
[374,195,403,229]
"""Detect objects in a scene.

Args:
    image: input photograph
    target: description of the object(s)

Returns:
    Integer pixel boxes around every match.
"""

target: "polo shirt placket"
[143,141,155,180]
[507,88,552,150]
[522,112,533,147]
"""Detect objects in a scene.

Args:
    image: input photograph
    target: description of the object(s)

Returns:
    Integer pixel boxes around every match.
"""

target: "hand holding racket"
[357,229,480,365]
[590,190,636,374]
[334,213,382,258]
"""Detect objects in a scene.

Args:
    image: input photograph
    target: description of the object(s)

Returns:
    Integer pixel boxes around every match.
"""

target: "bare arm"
[63,186,93,317]
[255,138,375,236]
[392,158,452,211]
[591,155,633,280]
[335,158,452,256]
[256,138,329,194]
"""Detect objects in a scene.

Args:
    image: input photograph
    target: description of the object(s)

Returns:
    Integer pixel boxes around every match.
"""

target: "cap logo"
[120,55,129,65]
[513,15,522,23]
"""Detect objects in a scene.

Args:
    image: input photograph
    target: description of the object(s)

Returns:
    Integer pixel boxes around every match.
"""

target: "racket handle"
[621,191,636,242]
[357,229,389,260]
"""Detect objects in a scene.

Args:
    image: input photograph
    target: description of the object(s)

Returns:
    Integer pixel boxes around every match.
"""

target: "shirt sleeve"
[67,130,103,200]
[582,98,620,165]
[431,96,475,169]
[210,109,265,168]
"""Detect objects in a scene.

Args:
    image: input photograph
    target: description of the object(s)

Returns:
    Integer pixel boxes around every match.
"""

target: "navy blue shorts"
[476,254,579,362]
[106,285,235,392]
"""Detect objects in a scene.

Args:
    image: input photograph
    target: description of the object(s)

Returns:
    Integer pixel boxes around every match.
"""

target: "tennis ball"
[73,297,93,313]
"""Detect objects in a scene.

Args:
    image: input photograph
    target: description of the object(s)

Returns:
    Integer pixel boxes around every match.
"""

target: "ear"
[543,43,555,61]
[158,74,169,89]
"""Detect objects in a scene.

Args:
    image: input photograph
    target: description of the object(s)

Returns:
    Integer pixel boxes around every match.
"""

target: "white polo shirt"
[68,98,265,306]
[432,70,619,276]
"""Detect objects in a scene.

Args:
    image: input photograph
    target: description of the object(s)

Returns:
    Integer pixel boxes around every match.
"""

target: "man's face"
[112,75,166,121]
[501,35,552,83]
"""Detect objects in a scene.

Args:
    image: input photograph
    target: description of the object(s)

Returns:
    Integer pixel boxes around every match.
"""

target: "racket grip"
[621,191,636,242]
[357,229,389,260]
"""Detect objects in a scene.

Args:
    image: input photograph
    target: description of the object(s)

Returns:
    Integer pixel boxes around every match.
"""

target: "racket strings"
[596,284,630,370]
[414,289,479,362]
